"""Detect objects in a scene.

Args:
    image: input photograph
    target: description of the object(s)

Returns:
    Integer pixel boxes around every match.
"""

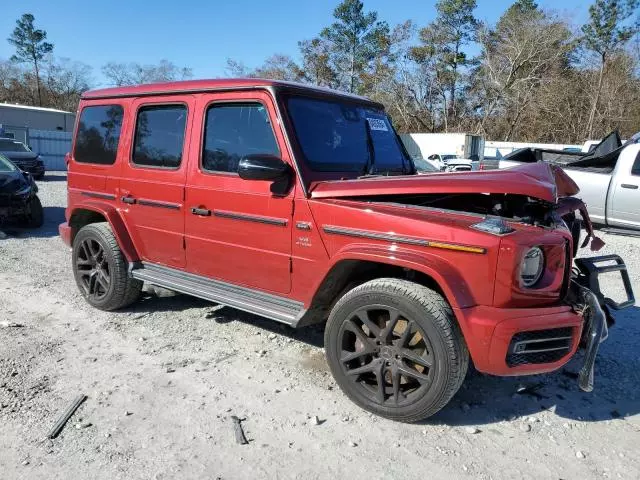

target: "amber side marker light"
[427,241,486,254]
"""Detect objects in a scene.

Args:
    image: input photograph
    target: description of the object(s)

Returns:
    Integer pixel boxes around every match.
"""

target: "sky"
[1,0,589,87]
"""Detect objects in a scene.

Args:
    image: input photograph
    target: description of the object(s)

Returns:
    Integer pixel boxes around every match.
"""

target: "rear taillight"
[479,162,486,170]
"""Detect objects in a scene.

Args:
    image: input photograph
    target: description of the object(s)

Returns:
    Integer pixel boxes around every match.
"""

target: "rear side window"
[74,105,124,165]
[132,105,187,168]
[202,103,279,173]
[632,152,640,176]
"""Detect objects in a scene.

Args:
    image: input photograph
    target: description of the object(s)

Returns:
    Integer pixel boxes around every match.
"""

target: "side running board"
[130,263,306,326]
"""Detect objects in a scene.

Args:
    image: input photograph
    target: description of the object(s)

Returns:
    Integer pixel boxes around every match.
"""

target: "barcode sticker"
[366,118,388,131]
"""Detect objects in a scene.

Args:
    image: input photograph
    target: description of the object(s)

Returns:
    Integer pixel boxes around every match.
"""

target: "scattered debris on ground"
[231,415,248,445]
[0,321,24,328]
[47,394,87,439]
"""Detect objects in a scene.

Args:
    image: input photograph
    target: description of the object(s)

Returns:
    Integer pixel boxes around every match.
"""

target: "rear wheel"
[324,278,468,422]
[72,223,142,311]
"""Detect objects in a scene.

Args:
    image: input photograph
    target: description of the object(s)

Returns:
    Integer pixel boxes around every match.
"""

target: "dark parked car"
[0,138,45,179]
[0,153,44,228]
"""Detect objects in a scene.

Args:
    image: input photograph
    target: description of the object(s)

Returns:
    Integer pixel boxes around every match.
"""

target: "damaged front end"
[566,255,635,392]
[312,162,635,390]
[0,153,40,226]
[557,192,635,391]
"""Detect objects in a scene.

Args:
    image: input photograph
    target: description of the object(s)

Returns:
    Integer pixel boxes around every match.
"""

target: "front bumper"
[455,304,584,376]
[455,254,634,388]
[0,194,31,220]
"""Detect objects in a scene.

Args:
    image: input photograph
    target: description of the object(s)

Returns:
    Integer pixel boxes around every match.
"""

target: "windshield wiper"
[361,119,376,176]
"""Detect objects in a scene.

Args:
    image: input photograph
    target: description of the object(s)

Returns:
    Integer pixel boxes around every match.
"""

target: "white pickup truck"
[499,132,640,230]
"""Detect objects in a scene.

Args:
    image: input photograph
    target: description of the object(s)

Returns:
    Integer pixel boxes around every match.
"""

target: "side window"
[74,105,124,165]
[132,105,187,168]
[632,152,640,176]
[202,103,279,173]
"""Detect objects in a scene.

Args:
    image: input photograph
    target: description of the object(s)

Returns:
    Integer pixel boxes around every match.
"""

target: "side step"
[130,262,305,326]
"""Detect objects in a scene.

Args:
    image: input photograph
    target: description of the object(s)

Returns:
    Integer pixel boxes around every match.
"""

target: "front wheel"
[26,195,44,228]
[72,223,142,311]
[324,278,468,422]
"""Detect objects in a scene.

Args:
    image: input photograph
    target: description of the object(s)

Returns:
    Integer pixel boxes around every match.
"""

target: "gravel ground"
[1,173,639,480]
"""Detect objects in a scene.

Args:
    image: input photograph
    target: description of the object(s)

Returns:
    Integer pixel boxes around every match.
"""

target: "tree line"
[2,1,640,143]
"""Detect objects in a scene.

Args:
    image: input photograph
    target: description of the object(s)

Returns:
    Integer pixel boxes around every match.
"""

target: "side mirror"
[238,154,290,181]
[238,154,293,195]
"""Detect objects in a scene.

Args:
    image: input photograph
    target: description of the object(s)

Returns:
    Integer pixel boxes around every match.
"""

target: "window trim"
[130,102,189,171]
[73,104,125,166]
[199,100,281,176]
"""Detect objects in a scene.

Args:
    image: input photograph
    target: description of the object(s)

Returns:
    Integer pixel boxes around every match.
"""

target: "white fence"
[28,129,71,171]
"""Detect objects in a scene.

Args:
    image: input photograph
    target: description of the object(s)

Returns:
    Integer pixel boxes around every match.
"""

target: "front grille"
[506,327,574,367]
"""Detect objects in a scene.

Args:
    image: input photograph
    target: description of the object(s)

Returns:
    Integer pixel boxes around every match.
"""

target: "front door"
[184,91,293,294]
[608,151,640,228]
[119,96,193,268]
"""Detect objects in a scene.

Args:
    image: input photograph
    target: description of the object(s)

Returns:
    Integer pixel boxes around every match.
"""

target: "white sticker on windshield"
[366,118,388,131]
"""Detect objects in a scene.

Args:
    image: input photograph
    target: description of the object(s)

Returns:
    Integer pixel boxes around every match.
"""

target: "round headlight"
[521,247,544,287]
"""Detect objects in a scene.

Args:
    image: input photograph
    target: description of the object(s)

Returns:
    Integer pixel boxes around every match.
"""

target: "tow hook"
[577,286,608,392]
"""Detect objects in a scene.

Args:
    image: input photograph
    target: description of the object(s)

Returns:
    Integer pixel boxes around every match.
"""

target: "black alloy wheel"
[339,305,434,407]
[72,223,142,311]
[75,236,112,302]
[325,278,468,422]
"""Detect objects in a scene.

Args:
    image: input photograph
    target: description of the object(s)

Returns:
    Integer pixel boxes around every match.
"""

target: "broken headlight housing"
[521,247,545,287]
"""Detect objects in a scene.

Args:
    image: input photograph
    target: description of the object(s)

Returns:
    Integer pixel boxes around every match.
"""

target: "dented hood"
[309,162,579,203]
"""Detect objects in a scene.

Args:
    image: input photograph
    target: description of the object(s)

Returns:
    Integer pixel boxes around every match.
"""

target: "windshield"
[442,154,457,161]
[0,139,29,152]
[286,96,412,174]
[0,153,17,172]
[413,158,438,172]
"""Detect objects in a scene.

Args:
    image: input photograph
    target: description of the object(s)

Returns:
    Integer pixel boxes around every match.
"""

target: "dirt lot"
[1,174,639,480]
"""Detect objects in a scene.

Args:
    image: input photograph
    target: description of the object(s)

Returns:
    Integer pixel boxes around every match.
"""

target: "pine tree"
[8,13,54,106]
[320,0,390,93]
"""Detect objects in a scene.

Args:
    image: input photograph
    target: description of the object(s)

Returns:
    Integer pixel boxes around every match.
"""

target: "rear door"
[119,96,193,268]
[184,91,293,294]
[608,149,640,228]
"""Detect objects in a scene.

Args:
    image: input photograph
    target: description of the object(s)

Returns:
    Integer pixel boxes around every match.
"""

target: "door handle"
[621,184,638,189]
[121,195,137,204]
[191,207,211,216]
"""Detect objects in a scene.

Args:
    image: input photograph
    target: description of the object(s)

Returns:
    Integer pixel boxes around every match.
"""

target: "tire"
[34,173,44,181]
[324,278,468,422]
[26,195,44,228]
[72,223,142,311]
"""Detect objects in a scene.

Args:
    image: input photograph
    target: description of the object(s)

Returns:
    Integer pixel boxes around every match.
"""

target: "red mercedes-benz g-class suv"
[60,79,634,422]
